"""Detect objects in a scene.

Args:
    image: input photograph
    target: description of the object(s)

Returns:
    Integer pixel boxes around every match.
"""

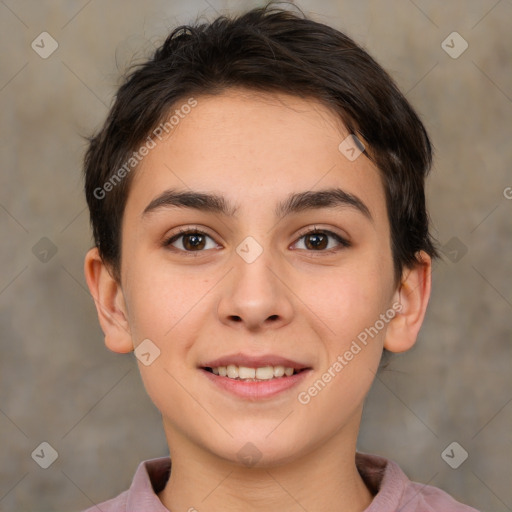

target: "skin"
[85,88,431,512]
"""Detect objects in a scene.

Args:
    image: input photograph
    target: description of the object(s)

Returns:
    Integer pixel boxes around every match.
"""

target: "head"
[84,4,438,466]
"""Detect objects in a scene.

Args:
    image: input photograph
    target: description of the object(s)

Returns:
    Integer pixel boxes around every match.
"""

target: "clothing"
[81,452,480,511]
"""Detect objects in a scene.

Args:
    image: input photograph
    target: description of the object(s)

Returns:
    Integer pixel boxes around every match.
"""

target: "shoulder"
[78,457,171,512]
[403,479,481,511]
[356,452,481,512]
[80,490,129,512]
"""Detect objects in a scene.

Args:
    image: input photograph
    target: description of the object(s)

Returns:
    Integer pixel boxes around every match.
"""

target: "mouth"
[198,356,312,400]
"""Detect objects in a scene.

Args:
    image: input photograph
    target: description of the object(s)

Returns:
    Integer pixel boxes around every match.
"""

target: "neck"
[158,414,373,512]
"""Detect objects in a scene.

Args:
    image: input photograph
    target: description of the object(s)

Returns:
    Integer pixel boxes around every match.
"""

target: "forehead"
[125,88,386,223]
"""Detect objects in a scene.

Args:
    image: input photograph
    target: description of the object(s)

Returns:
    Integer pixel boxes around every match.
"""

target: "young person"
[82,4,479,511]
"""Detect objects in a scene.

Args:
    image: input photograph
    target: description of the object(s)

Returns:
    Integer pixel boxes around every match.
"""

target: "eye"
[163,228,219,252]
[292,228,350,252]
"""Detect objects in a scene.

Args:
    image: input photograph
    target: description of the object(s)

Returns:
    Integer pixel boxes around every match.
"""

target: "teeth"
[227,364,238,379]
[209,364,298,380]
[239,366,256,379]
[273,365,285,377]
[255,366,274,380]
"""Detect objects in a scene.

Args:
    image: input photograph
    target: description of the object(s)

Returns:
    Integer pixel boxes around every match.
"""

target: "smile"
[199,353,312,399]
[200,365,311,400]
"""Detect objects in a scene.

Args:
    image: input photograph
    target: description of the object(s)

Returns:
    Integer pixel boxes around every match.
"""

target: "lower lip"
[200,368,311,400]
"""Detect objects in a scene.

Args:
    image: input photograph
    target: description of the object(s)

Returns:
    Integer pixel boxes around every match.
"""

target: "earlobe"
[384,251,432,353]
[83,247,134,354]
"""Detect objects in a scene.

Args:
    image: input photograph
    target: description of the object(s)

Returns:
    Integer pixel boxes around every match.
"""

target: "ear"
[84,247,133,354]
[384,251,432,353]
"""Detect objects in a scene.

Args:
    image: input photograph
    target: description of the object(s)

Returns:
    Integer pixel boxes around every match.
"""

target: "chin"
[206,428,313,469]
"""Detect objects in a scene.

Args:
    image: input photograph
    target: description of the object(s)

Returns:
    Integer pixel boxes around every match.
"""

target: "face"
[114,89,400,465]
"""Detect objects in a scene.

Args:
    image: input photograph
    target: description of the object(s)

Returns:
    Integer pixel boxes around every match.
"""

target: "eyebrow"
[142,187,373,222]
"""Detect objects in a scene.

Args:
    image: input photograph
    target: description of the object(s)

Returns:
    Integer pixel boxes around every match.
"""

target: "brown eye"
[304,232,328,250]
[294,229,350,251]
[164,230,217,252]
[182,233,206,250]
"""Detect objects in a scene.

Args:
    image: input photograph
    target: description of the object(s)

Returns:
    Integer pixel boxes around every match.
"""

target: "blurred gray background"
[1,1,511,511]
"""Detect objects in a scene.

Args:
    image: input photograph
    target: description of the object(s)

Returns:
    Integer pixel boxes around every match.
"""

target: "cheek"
[296,272,390,419]
[126,268,206,417]
[307,262,392,344]
[123,259,215,408]
[123,255,205,343]
[297,259,393,408]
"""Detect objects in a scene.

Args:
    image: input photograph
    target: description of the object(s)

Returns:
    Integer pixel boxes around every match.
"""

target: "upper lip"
[200,353,311,370]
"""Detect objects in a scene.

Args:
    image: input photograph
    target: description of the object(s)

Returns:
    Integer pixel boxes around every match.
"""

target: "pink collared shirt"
[81,452,480,511]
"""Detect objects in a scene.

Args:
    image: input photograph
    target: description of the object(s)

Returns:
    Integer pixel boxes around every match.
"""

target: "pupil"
[307,233,326,250]
[185,234,205,250]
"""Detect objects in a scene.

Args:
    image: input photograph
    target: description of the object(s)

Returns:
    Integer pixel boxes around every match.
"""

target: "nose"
[216,246,294,332]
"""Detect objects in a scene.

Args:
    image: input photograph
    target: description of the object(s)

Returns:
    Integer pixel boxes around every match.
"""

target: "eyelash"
[162,226,351,255]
